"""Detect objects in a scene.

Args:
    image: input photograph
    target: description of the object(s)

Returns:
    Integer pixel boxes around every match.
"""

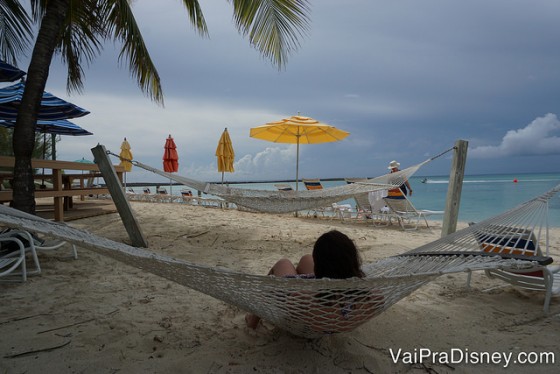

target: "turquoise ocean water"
[130,172,560,227]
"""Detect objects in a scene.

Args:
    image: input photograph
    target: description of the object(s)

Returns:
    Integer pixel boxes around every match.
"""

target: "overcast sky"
[8,0,560,183]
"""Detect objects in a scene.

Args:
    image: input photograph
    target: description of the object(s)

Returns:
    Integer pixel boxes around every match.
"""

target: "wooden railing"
[0,156,124,221]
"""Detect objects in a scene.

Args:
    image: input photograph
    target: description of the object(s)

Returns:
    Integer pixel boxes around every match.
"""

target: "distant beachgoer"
[386,160,412,199]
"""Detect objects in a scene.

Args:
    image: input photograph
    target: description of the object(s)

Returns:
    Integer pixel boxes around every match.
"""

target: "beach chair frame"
[466,225,560,313]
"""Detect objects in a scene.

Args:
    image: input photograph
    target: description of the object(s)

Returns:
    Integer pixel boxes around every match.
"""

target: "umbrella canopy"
[0,81,90,121]
[74,157,94,164]
[0,119,92,161]
[163,134,179,173]
[216,128,235,182]
[0,61,26,82]
[119,138,133,172]
[250,115,349,189]
[0,119,92,136]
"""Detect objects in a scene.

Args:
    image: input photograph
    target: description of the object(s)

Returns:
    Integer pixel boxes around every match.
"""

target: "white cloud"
[234,146,296,180]
[54,92,292,181]
[469,113,560,158]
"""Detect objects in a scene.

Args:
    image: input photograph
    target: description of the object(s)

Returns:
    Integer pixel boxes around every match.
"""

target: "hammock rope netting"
[108,147,455,214]
[0,183,558,338]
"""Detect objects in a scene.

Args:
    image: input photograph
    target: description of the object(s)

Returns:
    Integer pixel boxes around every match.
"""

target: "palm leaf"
[179,0,209,36]
[0,0,33,64]
[230,0,310,68]
[102,0,164,104]
[58,0,105,93]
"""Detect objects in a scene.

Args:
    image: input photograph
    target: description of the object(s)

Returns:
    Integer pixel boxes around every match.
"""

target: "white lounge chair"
[0,230,41,281]
[330,202,355,222]
[302,179,334,218]
[345,178,391,225]
[0,235,28,281]
[0,228,77,274]
[466,224,560,313]
[383,195,443,230]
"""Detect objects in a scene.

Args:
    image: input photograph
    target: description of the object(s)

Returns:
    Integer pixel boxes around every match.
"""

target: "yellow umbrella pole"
[295,136,300,191]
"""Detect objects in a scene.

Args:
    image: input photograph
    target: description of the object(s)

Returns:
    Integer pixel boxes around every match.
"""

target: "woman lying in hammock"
[246,230,384,333]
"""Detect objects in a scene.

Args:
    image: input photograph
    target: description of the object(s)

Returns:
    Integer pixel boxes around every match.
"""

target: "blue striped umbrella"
[0,81,89,121]
[0,119,93,161]
[0,61,26,82]
[0,119,92,136]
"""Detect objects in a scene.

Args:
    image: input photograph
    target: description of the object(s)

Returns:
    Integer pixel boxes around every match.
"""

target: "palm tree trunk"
[12,0,70,214]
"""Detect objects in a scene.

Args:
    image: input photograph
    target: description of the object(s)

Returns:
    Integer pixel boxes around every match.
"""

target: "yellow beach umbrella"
[250,115,349,190]
[119,138,133,189]
[215,128,235,183]
[119,138,133,172]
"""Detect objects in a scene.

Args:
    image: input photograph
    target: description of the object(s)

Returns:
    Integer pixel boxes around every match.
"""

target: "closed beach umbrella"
[163,135,179,195]
[119,138,133,172]
[163,135,179,172]
[0,81,89,121]
[250,115,349,190]
[119,138,133,190]
[0,61,26,82]
[216,128,235,183]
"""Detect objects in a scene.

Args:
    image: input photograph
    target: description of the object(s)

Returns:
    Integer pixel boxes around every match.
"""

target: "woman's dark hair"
[312,230,364,279]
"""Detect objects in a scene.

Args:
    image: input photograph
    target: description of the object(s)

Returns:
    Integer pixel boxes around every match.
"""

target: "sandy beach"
[1,200,559,373]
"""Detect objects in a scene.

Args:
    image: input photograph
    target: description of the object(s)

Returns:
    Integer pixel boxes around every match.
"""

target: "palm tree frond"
[0,0,33,64]
[57,0,105,93]
[230,0,310,68]
[102,0,163,105]
[179,0,209,36]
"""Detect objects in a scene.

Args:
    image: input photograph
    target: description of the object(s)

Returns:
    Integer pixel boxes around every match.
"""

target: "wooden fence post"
[91,144,148,247]
[441,140,468,237]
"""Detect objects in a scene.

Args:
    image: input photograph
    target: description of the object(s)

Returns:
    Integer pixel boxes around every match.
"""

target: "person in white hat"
[386,160,413,198]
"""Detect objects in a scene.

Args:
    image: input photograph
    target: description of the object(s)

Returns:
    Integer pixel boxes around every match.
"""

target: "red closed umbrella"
[163,134,179,172]
[163,135,179,195]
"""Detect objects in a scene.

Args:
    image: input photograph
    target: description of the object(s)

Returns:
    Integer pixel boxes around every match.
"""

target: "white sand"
[1,201,559,373]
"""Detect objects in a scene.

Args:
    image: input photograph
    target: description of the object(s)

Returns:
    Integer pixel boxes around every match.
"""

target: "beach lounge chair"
[466,224,560,313]
[368,190,392,226]
[302,179,333,218]
[1,228,77,266]
[0,229,41,281]
[345,178,372,218]
[345,178,391,225]
[274,184,294,192]
[383,195,443,230]
[330,202,355,221]
[0,235,28,281]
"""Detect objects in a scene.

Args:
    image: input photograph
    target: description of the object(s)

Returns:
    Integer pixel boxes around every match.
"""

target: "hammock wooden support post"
[441,139,468,237]
[91,144,148,248]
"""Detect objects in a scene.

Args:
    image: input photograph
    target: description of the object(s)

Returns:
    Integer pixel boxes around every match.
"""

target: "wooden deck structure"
[0,156,124,222]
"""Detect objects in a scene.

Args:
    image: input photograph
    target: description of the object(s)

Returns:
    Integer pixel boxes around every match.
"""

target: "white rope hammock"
[110,147,454,213]
[0,184,557,338]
